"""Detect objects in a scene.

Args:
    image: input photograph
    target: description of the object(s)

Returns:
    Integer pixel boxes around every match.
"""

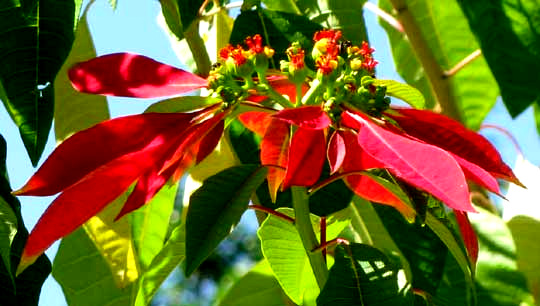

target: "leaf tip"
[16,253,39,277]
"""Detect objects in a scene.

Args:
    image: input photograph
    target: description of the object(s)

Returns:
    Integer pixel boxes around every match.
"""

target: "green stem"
[291,186,328,289]
[184,20,212,78]
[295,83,303,107]
[266,86,295,108]
[388,0,461,122]
[301,79,324,105]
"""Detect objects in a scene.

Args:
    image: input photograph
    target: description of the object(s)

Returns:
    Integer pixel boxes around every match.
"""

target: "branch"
[444,49,482,77]
[388,0,462,122]
[184,20,212,78]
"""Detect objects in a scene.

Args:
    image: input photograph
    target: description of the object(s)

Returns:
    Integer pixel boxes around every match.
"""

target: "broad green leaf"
[261,0,302,14]
[0,197,17,284]
[373,205,448,298]
[219,259,294,306]
[130,181,177,271]
[53,228,134,306]
[0,134,51,304]
[82,192,139,288]
[297,0,369,45]
[159,0,204,40]
[373,79,425,109]
[185,164,268,275]
[378,0,498,130]
[457,0,540,118]
[433,254,471,306]
[145,96,221,114]
[0,0,78,165]
[135,223,186,306]
[54,7,110,143]
[507,216,540,304]
[257,207,350,304]
[469,207,535,305]
[230,9,322,66]
[317,243,413,305]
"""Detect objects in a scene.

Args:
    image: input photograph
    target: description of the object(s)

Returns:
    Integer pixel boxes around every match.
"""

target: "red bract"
[69,53,208,98]
[261,119,290,202]
[15,105,225,273]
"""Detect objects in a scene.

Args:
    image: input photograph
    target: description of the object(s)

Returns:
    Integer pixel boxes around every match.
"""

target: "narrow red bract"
[349,112,475,212]
[261,119,290,202]
[237,112,273,137]
[282,127,326,189]
[386,108,520,185]
[69,53,208,98]
[327,131,346,174]
[454,210,479,265]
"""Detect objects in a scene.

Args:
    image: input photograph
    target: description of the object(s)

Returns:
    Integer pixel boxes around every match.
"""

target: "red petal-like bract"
[452,154,501,195]
[274,106,331,129]
[196,120,225,163]
[350,112,475,212]
[454,210,479,265]
[247,75,308,104]
[282,128,326,189]
[340,130,415,219]
[386,108,519,185]
[261,119,290,202]
[69,53,208,98]
[19,127,185,270]
[237,112,273,137]
[14,112,198,196]
[327,131,346,174]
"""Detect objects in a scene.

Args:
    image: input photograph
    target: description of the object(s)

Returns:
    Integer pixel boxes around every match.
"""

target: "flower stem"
[301,79,324,105]
[266,86,295,108]
[291,186,328,289]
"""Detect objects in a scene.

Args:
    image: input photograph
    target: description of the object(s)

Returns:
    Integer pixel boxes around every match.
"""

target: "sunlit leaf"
[69,53,208,98]
[373,79,425,109]
[145,96,221,113]
[135,222,186,306]
[378,0,498,130]
[457,0,540,118]
[261,119,289,202]
[0,0,79,165]
[283,128,326,189]
[53,228,134,306]
[219,259,294,306]
[327,131,346,174]
[317,243,413,305]
[54,6,110,143]
[185,164,268,275]
[238,112,273,137]
[0,197,17,284]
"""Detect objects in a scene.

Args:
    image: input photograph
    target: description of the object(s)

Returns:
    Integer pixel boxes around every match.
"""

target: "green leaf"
[145,96,221,114]
[0,0,78,165]
[373,205,448,298]
[218,259,294,306]
[261,0,302,14]
[433,254,471,305]
[457,0,540,118]
[135,222,186,306]
[0,197,17,283]
[130,181,177,271]
[0,134,51,305]
[52,228,134,306]
[317,243,413,305]
[373,79,425,109]
[297,0,369,45]
[535,103,540,135]
[257,207,350,304]
[470,207,535,305]
[185,164,268,275]
[230,8,322,67]
[378,0,498,130]
[159,0,204,40]
[108,0,117,10]
[507,215,540,304]
[54,7,110,143]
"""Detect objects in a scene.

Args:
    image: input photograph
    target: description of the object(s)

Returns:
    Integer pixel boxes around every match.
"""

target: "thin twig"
[443,49,482,77]
[248,205,295,223]
[309,170,368,195]
[320,217,327,262]
[480,124,523,156]
[363,2,404,33]
[312,237,350,253]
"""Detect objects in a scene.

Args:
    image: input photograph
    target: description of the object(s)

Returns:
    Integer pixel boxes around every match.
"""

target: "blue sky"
[0,0,539,305]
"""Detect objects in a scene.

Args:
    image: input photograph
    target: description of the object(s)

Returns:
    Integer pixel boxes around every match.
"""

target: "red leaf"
[386,108,519,185]
[282,128,326,189]
[340,130,415,219]
[261,119,290,202]
[69,53,208,98]
[14,112,198,196]
[453,154,501,195]
[454,210,479,265]
[237,112,273,136]
[351,112,474,212]
[274,106,331,129]
[19,132,180,270]
[327,131,346,174]
[196,120,224,163]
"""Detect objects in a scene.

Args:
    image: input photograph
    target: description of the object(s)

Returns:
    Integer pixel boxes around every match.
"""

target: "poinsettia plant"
[11,26,521,304]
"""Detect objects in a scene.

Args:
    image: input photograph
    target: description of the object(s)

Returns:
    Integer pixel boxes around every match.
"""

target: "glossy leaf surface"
[282,128,326,189]
[185,165,268,275]
[373,79,425,109]
[0,0,78,164]
[69,53,208,98]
